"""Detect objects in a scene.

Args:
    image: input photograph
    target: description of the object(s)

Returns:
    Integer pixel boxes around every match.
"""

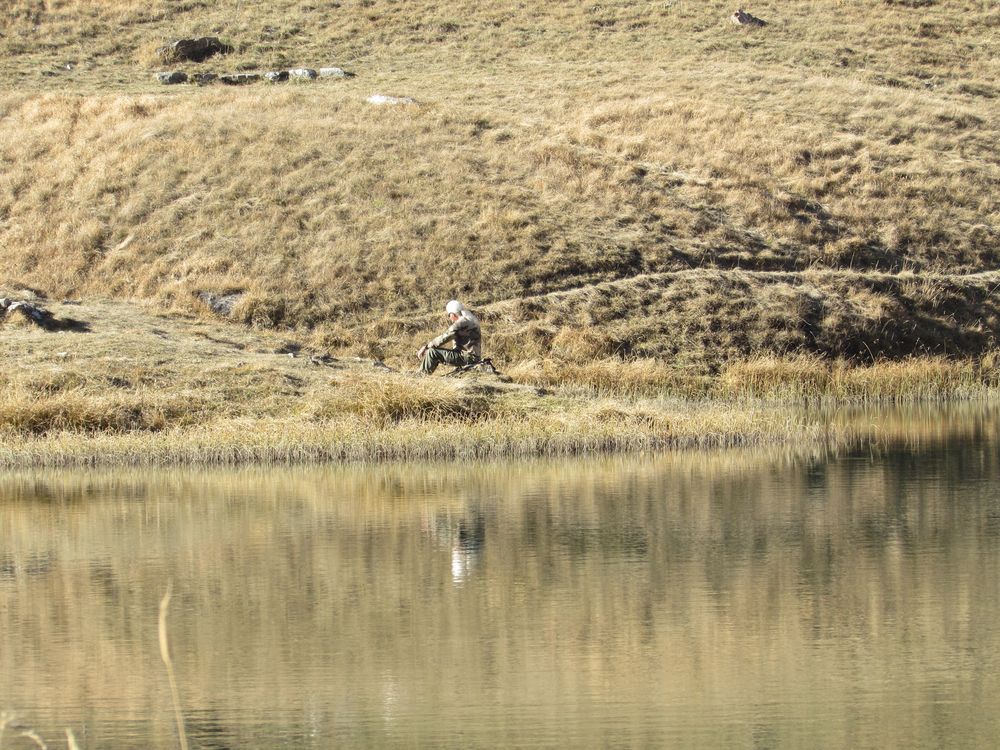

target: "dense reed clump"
[503,352,1000,403]
[506,358,711,399]
[716,354,999,403]
[307,375,514,425]
[0,391,183,435]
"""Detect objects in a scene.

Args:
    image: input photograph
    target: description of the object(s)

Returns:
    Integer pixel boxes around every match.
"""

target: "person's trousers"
[421,348,476,374]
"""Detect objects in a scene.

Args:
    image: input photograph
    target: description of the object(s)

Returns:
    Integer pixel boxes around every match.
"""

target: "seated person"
[417,300,481,375]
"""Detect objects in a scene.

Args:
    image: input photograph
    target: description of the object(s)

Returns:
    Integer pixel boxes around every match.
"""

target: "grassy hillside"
[1,0,998,369]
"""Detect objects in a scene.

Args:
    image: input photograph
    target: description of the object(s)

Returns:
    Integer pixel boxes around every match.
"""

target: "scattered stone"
[61,299,82,306]
[196,291,246,316]
[319,67,354,78]
[367,94,416,105]
[158,37,233,64]
[154,66,353,87]
[730,8,767,26]
[1,298,53,326]
[0,297,89,332]
[219,73,261,85]
[156,71,189,85]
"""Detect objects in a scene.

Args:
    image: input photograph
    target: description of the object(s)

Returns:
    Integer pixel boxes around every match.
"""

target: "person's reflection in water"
[451,512,486,584]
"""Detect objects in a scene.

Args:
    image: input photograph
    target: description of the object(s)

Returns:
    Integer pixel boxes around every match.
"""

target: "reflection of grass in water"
[159,582,189,750]
[0,711,80,749]
[2,431,998,747]
[1,587,182,750]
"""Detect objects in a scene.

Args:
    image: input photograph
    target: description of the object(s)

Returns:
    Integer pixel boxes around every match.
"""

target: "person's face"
[448,312,460,322]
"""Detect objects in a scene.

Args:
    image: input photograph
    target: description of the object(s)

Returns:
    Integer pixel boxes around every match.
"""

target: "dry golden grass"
[0,298,847,466]
[717,353,996,402]
[0,298,996,467]
[506,357,710,398]
[0,0,997,372]
[0,1,998,464]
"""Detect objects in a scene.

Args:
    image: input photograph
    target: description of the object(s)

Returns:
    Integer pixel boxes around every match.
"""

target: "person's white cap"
[445,300,464,315]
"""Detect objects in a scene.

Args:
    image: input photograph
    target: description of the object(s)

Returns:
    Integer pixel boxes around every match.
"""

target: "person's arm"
[427,321,461,349]
[417,321,460,357]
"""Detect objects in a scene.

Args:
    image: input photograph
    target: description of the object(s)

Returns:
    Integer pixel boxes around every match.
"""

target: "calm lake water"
[2,405,999,748]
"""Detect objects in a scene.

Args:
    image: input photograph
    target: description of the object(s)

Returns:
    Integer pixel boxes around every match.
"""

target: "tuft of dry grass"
[307,374,512,425]
[0,391,186,435]
[717,353,996,403]
[506,357,710,399]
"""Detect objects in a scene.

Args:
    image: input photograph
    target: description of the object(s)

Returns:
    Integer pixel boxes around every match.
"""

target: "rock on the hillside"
[192,72,218,85]
[730,8,766,26]
[197,291,245,316]
[264,70,290,83]
[319,67,354,78]
[1,298,53,326]
[367,94,416,105]
[219,73,261,85]
[156,71,189,84]
[158,37,233,64]
[289,68,318,79]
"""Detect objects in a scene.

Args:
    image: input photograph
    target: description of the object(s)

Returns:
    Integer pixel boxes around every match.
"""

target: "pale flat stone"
[367,94,416,105]
[319,67,354,78]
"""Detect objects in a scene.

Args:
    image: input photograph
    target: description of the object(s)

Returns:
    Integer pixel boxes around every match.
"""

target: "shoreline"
[2,299,997,469]
[0,392,838,468]
[3,393,996,470]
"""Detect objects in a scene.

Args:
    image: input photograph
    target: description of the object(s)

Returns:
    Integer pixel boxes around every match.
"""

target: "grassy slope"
[1,0,998,371]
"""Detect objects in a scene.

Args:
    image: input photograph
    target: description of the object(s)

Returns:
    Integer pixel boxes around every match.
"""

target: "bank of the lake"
[2,300,998,467]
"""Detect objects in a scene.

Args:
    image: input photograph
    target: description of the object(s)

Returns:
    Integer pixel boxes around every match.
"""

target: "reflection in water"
[450,513,486,584]
[0,405,999,748]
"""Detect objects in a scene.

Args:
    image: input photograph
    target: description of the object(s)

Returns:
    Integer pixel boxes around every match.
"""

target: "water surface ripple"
[2,406,999,748]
